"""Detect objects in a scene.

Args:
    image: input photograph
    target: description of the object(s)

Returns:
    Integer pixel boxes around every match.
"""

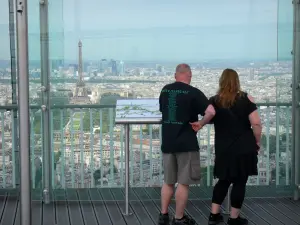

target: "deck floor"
[0,188,299,225]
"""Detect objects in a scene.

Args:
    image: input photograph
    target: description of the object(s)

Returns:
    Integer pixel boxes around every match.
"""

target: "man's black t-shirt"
[159,82,209,153]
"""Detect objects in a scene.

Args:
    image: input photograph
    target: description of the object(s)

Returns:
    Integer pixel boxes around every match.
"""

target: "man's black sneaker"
[172,215,196,225]
[227,216,248,225]
[208,213,224,225]
[158,213,170,225]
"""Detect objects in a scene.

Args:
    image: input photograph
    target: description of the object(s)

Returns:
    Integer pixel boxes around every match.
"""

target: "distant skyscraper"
[119,60,125,75]
[98,61,103,72]
[111,60,118,75]
[101,59,108,72]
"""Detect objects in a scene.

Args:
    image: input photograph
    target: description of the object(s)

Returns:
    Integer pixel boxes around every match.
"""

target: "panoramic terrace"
[0,0,300,224]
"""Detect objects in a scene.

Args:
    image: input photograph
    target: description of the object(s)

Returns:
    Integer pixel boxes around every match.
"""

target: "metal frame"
[292,0,300,201]
[8,0,19,189]
[16,0,31,224]
[39,0,52,204]
[115,118,161,216]
[11,3,300,225]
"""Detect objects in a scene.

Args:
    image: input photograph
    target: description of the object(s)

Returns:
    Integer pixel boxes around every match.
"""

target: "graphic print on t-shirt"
[161,89,189,125]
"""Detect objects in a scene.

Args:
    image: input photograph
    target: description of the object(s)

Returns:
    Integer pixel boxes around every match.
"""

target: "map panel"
[115,99,162,123]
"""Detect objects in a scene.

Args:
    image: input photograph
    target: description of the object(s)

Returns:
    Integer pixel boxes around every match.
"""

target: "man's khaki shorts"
[163,151,201,185]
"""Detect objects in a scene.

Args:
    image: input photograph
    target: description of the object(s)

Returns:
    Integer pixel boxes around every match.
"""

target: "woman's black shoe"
[227,216,248,225]
[208,213,224,225]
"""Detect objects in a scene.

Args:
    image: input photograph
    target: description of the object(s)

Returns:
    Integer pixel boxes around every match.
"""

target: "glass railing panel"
[28,0,41,70]
[277,0,293,60]
[0,0,15,190]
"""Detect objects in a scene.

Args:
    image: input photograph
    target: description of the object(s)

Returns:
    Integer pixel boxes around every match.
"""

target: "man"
[158,63,216,225]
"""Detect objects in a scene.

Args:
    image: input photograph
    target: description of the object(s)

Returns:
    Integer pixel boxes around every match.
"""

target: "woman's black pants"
[211,176,248,209]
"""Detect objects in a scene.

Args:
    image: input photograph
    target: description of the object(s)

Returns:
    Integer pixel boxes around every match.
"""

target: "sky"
[0,0,293,62]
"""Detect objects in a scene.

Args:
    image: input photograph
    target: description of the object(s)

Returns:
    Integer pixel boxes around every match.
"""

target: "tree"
[261,133,292,154]
[31,91,70,134]
[54,151,61,170]
[271,163,291,183]
[82,93,125,132]
[93,165,118,185]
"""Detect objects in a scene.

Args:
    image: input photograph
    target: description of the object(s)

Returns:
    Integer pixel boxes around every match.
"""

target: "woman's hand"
[190,121,203,132]
[256,142,260,151]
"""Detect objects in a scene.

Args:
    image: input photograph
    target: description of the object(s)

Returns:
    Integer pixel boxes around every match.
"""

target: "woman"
[191,69,262,225]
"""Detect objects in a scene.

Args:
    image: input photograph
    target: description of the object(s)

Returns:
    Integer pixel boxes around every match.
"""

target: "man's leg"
[161,183,175,213]
[159,153,177,224]
[161,153,177,213]
[174,183,189,219]
[174,151,200,222]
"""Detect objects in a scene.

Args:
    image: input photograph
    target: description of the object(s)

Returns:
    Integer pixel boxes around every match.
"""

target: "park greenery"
[82,93,124,132]
[31,91,70,134]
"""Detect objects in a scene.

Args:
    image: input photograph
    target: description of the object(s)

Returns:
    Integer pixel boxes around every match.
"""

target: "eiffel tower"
[70,40,91,104]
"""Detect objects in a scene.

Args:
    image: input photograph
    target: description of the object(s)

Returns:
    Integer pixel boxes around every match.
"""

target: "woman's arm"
[248,95,262,145]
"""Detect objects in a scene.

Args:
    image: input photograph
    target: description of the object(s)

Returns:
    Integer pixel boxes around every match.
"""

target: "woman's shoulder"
[238,92,255,102]
[209,95,218,103]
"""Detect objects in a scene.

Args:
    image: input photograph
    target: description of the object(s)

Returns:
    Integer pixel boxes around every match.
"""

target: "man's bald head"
[175,63,192,84]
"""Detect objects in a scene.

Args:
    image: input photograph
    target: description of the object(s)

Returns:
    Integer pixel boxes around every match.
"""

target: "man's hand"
[190,121,203,132]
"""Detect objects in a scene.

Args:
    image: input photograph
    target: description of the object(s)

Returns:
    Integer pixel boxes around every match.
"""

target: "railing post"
[16,0,32,224]
[39,0,52,203]
[292,0,300,201]
[122,124,132,216]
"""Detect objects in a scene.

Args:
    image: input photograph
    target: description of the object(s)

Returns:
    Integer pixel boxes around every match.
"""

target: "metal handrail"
[0,102,293,110]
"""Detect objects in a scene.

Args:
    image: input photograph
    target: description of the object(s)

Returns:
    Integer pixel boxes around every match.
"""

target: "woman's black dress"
[209,92,258,180]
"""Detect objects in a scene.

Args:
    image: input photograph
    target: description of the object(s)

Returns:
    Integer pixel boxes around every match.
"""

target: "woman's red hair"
[216,68,241,108]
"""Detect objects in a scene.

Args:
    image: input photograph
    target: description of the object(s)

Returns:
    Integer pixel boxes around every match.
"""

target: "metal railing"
[0,103,293,190]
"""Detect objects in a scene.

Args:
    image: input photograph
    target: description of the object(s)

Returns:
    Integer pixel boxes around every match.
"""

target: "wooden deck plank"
[132,188,161,224]
[32,201,42,225]
[264,198,300,222]
[244,199,283,225]
[120,188,155,225]
[98,188,126,225]
[251,198,298,225]
[1,194,18,225]
[89,189,112,225]
[14,200,20,225]
[0,194,8,225]
[65,189,84,225]
[77,189,98,225]
[42,200,55,225]
[0,188,300,225]
[276,198,300,216]
[110,188,141,225]
[54,190,71,225]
